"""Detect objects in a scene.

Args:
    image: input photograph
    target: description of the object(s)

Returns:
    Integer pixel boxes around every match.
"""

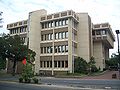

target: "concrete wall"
[77,13,92,62]
[93,41,104,70]
[28,9,47,74]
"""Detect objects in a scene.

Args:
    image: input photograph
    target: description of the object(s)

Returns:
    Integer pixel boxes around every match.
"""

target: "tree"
[0,34,36,75]
[74,57,88,74]
[0,33,7,70]
[105,53,119,70]
[88,56,98,73]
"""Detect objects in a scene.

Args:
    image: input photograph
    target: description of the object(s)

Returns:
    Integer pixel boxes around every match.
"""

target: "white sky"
[0,0,120,56]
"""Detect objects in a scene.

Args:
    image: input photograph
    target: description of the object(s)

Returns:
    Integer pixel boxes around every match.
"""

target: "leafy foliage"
[74,56,98,74]
[0,34,36,75]
[88,56,98,73]
[105,53,120,70]
[22,63,34,81]
[74,57,88,74]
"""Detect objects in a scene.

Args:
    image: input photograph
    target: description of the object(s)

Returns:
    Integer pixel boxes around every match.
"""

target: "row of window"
[21,37,26,43]
[41,19,68,29]
[10,27,27,34]
[92,30,107,35]
[40,60,68,68]
[41,45,68,54]
[41,31,68,41]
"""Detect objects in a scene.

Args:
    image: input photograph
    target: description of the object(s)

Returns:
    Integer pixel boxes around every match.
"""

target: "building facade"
[7,9,115,75]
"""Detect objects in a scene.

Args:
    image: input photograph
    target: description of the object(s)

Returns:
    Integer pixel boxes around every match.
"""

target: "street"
[0,73,120,90]
[39,77,120,89]
[0,81,105,90]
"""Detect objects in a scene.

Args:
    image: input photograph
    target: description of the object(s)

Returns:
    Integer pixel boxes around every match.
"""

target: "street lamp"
[115,30,120,79]
[115,30,120,53]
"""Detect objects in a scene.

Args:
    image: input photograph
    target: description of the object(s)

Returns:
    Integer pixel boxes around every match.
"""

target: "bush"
[91,65,98,72]
[22,64,34,83]
[25,78,31,83]
[19,77,23,83]
[33,78,38,84]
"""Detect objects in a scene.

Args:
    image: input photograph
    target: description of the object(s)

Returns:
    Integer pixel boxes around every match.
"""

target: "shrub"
[25,78,31,83]
[91,65,98,72]
[33,78,38,84]
[19,77,23,83]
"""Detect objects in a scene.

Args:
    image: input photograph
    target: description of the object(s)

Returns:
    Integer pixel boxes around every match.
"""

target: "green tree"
[88,56,98,73]
[74,57,88,74]
[0,33,7,70]
[0,34,36,75]
[105,53,119,70]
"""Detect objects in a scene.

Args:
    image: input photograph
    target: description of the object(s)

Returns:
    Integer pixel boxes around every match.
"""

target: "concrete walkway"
[80,70,119,80]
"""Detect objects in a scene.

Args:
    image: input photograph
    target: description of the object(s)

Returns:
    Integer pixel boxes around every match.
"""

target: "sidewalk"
[80,70,119,80]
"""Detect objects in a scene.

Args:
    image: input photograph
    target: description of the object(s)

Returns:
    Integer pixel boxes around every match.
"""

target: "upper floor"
[92,23,115,48]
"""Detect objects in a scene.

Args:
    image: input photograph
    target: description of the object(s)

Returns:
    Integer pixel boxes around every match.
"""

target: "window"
[65,32,68,38]
[54,61,57,67]
[55,33,58,39]
[62,61,64,68]
[44,47,46,53]
[65,61,68,68]
[54,46,57,53]
[48,22,51,28]
[58,46,61,53]
[41,23,44,29]
[10,30,12,34]
[41,35,43,41]
[92,31,95,35]
[41,47,43,54]
[102,30,106,35]
[61,45,65,52]
[51,21,54,27]
[47,61,49,67]
[51,33,53,40]
[45,22,47,28]
[59,20,62,26]
[20,28,22,33]
[50,47,53,53]
[65,19,68,25]
[65,45,68,52]
[55,21,59,27]
[62,20,65,25]
[96,31,101,35]
[45,34,47,40]
[58,61,60,67]
[62,32,65,39]
[44,61,46,68]
[48,34,51,40]
[50,61,52,67]
[40,61,42,68]
[47,47,50,53]
[58,32,62,39]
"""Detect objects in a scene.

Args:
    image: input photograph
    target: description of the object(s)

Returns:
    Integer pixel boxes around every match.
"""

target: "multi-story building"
[7,9,115,75]
[92,23,115,69]
[6,20,28,73]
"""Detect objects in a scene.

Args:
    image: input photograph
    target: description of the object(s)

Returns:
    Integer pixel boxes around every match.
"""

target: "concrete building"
[7,9,115,75]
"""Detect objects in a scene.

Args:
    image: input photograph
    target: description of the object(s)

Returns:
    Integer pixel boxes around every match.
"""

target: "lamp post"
[115,30,120,79]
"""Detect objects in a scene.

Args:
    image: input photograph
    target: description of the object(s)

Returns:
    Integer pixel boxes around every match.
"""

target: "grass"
[0,70,9,77]
[88,71,105,76]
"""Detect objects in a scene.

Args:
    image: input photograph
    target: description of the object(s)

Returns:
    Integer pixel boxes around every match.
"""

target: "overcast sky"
[0,0,120,55]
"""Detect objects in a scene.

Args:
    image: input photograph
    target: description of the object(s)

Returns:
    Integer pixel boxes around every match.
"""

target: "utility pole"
[115,30,120,79]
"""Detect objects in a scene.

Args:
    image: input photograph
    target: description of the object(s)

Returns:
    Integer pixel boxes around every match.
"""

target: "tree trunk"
[12,60,16,76]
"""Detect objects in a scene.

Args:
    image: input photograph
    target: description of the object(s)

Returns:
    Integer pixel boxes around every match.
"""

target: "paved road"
[0,81,104,90]
[39,77,120,89]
